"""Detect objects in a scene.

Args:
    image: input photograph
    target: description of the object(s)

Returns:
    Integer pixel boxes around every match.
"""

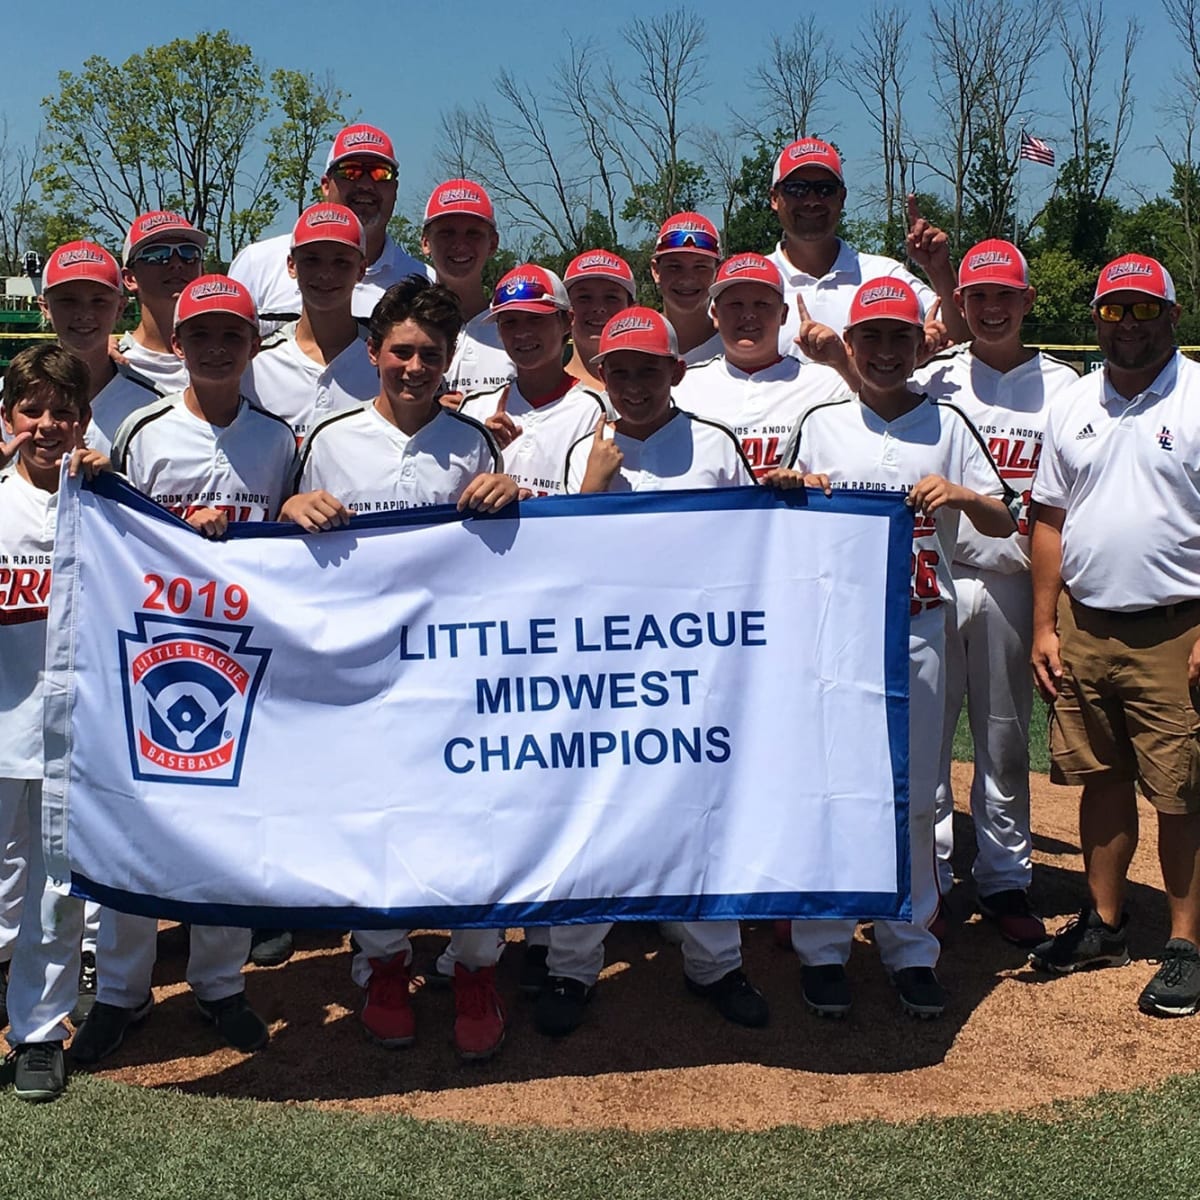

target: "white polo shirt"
[565,408,755,494]
[85,363,164,458]
[228,233,434,333]
[295,404,500,512]
[784,394,1009,613]
[459,379,606,497]
[682,330,724,366]
[242,321,378,443]
[915,346,1079,573]
[769,239,935,360]
[112,393,298,522]
[674,354,847,477]
[448,312,515,396]
[0,470,56,778]
[1032,351,1200,612]
[116,332,189,393]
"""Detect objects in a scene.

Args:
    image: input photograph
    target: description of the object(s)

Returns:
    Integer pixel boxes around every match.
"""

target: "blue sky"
[7,1,1185,243]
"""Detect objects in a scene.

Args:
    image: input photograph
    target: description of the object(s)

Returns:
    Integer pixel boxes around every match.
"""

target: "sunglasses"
[1096,300,1164,323]
[655,228,720,255]
[133,242,204,266]
[493,277,557,307]
[330,162,397,183]
[778,179,842,199]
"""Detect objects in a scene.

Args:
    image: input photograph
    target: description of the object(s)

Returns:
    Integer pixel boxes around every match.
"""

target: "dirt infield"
[85,765,1197,1131]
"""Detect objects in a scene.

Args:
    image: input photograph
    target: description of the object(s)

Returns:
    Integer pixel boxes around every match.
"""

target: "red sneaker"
[453,963,506,1061]
[979,890,1047,948]
[361,955,415,1048]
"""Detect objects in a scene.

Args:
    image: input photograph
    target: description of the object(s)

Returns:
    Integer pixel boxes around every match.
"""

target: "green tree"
[1039,144,1121,271]
[621,161,710,234]
[1026,247,1093,343]
[266,69,350,218]
[39,31,273,259]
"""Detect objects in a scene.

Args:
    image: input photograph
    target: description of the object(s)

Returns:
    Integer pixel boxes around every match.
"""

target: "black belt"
[1070,595,1200,621]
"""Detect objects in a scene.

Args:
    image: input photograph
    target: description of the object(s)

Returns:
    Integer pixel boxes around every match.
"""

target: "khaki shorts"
[1049,593,1200,815]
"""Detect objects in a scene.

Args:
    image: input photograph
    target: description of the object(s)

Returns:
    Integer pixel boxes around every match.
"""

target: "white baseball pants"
[351,927,502,987]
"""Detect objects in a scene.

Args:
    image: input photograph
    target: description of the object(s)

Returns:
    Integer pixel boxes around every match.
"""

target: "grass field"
[4,695,1186,1199]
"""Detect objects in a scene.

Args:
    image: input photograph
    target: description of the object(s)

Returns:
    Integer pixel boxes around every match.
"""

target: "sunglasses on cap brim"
[655,229,720,255]
[133,242,204,266]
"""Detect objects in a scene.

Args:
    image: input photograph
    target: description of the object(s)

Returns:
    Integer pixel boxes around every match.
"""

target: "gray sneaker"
[13,1041,66,1103]
[69,995,153,1066]
[1028,906,1130,974]
[1138,939,1200,1017]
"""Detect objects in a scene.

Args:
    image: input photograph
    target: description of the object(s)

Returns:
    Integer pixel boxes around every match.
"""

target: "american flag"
[1019,132,1055,167]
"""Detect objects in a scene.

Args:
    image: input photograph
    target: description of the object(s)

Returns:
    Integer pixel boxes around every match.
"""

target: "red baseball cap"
[594,308,680,362]
[485,265,570,322]
[709,253,785,300]
[958,239,1029,289]
[654,212,721,258]
[123,211,207,267]
[424,179,496,228]
[42,241,122,294]
[772,138,844,186]
[173,275,258,330]
[290,203,366,254]
[564,250,636,299]
[325,123,398,170]
[846,278,925,329]
[1093,253,1176,304]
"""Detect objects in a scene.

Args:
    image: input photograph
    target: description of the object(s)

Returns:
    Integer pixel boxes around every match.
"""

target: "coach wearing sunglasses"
[1029,253,1200,1019]
[116,211,208,393]
[766,138,967,360]
[229,123,433,335]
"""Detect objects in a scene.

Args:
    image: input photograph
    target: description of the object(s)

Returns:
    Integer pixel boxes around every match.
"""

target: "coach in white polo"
[767,138,967,358]
[1029,253,1200,1018]
[229,123,432,331]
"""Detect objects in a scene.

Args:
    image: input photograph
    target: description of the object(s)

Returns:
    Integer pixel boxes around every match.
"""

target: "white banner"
[43,471,914,929]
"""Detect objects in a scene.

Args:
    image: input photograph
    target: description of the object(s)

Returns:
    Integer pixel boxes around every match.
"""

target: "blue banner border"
[78,474,913,925]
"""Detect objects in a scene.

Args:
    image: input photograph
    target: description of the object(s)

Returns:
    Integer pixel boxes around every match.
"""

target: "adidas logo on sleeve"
[1075,423,1095,440]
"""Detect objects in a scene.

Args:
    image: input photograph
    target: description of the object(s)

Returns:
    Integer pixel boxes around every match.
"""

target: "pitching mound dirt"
[79,766,1198,1131]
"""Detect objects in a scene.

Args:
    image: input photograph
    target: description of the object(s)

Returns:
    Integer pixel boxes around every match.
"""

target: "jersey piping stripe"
[443,408,502,471]
[931,398,1019,506]
[110,396,179,473]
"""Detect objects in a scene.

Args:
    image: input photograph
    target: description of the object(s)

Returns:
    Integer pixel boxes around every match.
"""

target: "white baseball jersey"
[116,332,190,394]
[784,394,1009,613]
[682,330,724,366]
[0,470,56,778]
[1032,351,1200,611]
[769,240,935,360]
[565,408,755,494]
[84,363,163,458]
[228,233,434,332]
[673,354,847,477]
[295,404,500,512]
[915,347,1078,573]
[242,320,378,443]
[447,311,515,395]
[112,393,298,522]
[459,379,606,497]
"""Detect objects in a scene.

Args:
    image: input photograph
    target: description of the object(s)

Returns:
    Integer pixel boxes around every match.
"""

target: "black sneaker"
[1028,906,1130,974]
[69,996,153,1066]
[1138,939,1200,1017]
[533,975,593,1036]
[195,992,270,1053]
[0,960,8,1029]
[70,951,98,1025]
[802,963,852,1018]
[685,968,769,1028]
[892,966,946,1019]
[248,929,294,968]
[12,1041,66,1103]
[519,944,550,997]
[421,952,455,990]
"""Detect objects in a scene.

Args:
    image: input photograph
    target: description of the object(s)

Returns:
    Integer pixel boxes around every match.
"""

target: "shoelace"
[1154,952,1200,987]
[19,1043,59,1073]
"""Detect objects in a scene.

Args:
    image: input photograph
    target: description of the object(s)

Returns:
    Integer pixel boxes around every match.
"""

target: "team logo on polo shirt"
[118,614,270,786]
[1158,425,1175,451]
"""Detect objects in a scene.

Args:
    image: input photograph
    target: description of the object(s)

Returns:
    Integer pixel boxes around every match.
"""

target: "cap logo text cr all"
[723,254,764,275]
[503,274,540,294]
[307,209,351,228]
[858,284,911,305]
[606,314,656,336]
[968,250,1013,270]
[789,141,827,159]
[140,212,185,232]
[58,247,107,266]
[437,186,481,205]
[577,251,623,270]
[1106,261,1154,282]
[192,280,241,299]
[343,130,387,151]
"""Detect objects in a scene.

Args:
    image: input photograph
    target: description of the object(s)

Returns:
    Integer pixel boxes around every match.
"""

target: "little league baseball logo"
[118,613,270,786]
